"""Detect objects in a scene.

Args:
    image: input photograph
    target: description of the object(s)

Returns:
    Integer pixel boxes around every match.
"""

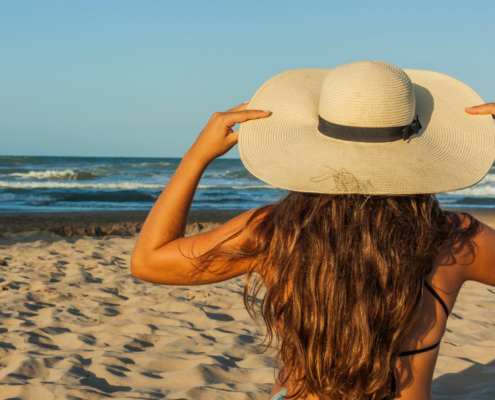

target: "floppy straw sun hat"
[238,60,495,194]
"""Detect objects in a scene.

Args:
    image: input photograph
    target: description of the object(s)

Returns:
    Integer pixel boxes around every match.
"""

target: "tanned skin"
[131,102,495,399]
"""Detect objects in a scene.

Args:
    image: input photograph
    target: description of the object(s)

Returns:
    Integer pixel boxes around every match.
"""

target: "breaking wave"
[0,193,54,203]
[10,169,98,181]
[0,181,274,190]
[446,185,495,197]
[130,162,174,167]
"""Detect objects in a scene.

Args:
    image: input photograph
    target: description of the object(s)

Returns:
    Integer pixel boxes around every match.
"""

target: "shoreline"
[0,209,248,237]
[1,206,495,238]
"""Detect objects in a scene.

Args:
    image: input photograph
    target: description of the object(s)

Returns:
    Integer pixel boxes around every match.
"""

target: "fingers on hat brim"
[466,103,495,115]
[224,110,270,125]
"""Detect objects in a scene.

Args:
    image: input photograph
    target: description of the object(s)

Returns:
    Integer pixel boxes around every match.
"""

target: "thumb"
[228,130,239,145]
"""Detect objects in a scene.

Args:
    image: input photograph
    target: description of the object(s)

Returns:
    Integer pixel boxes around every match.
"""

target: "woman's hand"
[465,103,495,119]
[131,102,270,284]
[188,102,270,164]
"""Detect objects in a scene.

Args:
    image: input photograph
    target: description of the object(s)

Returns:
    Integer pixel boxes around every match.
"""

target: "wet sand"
[0,209,247,237]
[0,207,493,237]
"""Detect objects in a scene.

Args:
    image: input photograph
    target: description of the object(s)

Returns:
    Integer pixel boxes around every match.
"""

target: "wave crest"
[447,184,495,197]
[0,181,274,190]
[11,169,97,181]
[130,162,174,167]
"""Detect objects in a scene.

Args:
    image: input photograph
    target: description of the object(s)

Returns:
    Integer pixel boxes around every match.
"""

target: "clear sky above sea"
[1,0,494,158]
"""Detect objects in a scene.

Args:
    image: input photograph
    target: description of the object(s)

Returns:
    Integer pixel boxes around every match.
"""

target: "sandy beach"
[1,208,495,399]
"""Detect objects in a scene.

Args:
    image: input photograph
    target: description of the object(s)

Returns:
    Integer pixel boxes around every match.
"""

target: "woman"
[131,61,495,400]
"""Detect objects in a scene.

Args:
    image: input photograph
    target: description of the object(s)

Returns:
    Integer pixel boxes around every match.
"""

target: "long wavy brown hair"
[195,191,480,399]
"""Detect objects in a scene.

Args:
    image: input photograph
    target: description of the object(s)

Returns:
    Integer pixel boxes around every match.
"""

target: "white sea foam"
[0,181,164,190]
[447,184,495,197]
[198,184,275,190]
[130,162,173,167]
[440,171,495,197]
[476,173,495,184]
[0,181,274,190]
[0,193,53,203]
[436,197,461,204]
[11,169,92,180]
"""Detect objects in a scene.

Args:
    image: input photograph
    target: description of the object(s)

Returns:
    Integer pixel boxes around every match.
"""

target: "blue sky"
[1,0,494,158]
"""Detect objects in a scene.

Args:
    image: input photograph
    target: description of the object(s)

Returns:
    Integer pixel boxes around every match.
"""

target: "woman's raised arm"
[130,102,270,285]
[462,103,495,285]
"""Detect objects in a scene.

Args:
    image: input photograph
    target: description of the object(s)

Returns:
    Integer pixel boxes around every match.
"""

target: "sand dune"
[1,228,495,399]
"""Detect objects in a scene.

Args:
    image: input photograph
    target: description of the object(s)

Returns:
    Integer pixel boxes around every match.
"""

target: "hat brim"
[238,68,495,195]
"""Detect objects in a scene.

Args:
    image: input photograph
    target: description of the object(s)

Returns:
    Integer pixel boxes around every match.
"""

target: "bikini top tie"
[381,281,449,400]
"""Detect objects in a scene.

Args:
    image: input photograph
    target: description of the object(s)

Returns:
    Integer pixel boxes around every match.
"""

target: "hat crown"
[319,61,415,128]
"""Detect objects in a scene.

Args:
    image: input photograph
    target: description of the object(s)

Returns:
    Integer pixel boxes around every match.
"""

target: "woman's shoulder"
[210,206,270,240]
[435,211,495,288]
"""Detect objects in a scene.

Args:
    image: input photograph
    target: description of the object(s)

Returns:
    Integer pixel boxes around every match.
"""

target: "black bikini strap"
[424,281,449,317]
[398,341,440,357]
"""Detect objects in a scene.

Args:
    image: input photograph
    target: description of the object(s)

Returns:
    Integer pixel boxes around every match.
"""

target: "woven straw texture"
[320,61,415,128]
[239,61,495,195]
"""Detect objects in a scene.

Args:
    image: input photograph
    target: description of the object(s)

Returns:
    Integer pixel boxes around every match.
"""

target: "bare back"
[271,215,495,400]
[392,216,494,400]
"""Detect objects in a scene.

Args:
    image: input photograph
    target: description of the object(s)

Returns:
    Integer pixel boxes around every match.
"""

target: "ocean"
[0,156,494,212]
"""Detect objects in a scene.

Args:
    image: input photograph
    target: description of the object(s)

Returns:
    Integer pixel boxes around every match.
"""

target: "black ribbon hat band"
[318,115,422,143]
